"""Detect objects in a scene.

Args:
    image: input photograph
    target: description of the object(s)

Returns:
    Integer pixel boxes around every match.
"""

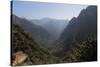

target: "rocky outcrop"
[12,51,28,66]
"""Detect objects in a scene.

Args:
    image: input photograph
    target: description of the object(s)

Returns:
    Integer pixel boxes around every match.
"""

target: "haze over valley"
[30,18,69,39]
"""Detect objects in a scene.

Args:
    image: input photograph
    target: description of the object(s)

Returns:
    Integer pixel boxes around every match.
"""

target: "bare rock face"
[12,51,28,66]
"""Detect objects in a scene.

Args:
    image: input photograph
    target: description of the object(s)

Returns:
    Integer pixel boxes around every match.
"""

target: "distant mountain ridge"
[31,18,69,39]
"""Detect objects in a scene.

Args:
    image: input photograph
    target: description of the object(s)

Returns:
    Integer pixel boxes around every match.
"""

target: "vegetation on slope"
[63,37,97,62]
[11,24,62,66]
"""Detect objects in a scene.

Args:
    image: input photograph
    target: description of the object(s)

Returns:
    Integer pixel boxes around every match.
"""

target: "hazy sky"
[12,1,88,20]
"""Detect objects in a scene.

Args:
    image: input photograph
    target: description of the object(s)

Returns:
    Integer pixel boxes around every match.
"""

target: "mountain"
[12,15,51,39]
[31,18,69,39]
[54,6,97,58]
[61,6,97,48]
[11,24,62,66]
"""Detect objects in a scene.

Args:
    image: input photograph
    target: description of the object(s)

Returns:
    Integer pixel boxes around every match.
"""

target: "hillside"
[11,24,62,66]
[12,15,56,49]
